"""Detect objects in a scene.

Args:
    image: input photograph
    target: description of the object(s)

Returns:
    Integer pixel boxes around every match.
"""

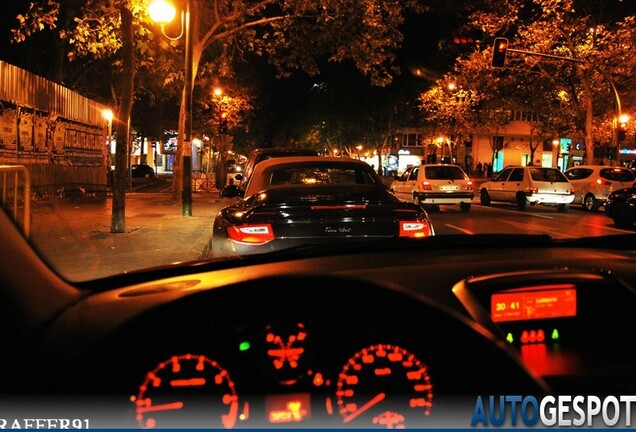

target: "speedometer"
[133,354,239,429]
[336,344,433,428]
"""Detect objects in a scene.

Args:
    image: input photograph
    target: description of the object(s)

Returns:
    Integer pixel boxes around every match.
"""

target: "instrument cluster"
[129,318,435,429]
[63,274,549,429]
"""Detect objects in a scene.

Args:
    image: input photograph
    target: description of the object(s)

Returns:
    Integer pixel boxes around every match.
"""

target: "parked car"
[224,147,319,196]
[604,186,636,228]
[564,165,636,211]
[131,164,155,178]
[479,166,575,212]
[213,156,434,256]
[390,164,474,212]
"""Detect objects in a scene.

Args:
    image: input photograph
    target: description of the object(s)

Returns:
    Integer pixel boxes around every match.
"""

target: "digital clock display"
[491,285,577,322]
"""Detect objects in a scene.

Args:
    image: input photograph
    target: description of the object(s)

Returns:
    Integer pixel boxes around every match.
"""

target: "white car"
[564,165,636,211]
[479,166,575,212]
[390,164,474,212]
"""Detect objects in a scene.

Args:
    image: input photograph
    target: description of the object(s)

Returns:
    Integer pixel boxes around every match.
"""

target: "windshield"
[0,0,634,284]
[2,2,636,430]
[528,167,569,182]
[424,165,468,180]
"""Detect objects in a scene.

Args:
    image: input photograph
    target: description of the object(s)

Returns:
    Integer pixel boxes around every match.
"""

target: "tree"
[13,0,428,205]
[460,0,635,165]
[419,75,481,162]
[11,0,177,232]
[152,0,426,200]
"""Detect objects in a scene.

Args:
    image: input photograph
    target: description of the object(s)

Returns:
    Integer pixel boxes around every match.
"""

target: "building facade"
[0,61,109,197]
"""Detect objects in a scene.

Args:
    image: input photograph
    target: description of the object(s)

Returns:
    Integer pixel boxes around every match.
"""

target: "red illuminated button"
[537,329,545,342]
[521,331,529,344]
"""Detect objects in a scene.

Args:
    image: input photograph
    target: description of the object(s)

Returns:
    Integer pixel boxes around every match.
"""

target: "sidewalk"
[29,192,227,282]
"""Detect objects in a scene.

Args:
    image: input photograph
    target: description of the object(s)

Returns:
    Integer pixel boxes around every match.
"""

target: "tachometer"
[133,354,239,429]
[336,344,433,428]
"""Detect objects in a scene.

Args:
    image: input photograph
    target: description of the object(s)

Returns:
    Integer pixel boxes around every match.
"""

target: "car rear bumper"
[416,192,474,204]
[525,193,575,205]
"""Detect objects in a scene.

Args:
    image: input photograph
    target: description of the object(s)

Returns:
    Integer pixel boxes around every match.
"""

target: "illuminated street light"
[213,87,224,97]
[102,108,113,167]
[149,0,193,216]
[148,0,176,25]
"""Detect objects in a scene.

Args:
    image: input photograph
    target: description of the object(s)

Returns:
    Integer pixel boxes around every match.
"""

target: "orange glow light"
[266,325,307,370]
[325,397,333,415]
[170,378,206,387]
[374,367,391,376]
[227,224,275,244]
[399,221,432,238]
[373,411,405,428]
[221,399,239,428]
[313,372,324,386]
[266,394,311,424]
[491,286,577,322]
[239,402,250,421]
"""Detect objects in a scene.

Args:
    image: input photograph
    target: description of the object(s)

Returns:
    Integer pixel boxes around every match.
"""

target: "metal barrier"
[0,165,31,238]
[192,173,217,192]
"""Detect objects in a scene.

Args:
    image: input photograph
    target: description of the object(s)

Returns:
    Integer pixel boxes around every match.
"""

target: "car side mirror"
[234,173,243,181]
[220,185,241,198]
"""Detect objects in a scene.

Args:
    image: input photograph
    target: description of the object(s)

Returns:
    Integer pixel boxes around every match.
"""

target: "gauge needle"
[343,392,386,423]
[137,401,184,413]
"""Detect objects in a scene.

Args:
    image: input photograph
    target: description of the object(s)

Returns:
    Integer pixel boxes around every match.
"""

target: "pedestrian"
[476,162,483,177]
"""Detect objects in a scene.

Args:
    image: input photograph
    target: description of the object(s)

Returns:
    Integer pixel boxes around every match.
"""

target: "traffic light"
[491,37,509,67]
[219,111,228,133]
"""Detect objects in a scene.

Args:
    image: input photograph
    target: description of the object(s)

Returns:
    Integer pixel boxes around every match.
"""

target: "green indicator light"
[551,329,560,340]
[239,341,251,351]
[506,333,514,343]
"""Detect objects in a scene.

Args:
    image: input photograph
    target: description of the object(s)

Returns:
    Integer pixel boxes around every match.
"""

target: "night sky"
[0,0,462,148]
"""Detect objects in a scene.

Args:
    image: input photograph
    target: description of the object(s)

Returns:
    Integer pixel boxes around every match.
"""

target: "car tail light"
[421,181,432,191]
[526,186,538,195]
[227,224,275,244]
[399,221,432,238]
[596,178,611,186]
[466,180,474,190]
[569,188,575,195]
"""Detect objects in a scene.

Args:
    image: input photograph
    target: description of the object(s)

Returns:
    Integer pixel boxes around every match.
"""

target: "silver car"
[564,165,636,211]
[479,166,575,212]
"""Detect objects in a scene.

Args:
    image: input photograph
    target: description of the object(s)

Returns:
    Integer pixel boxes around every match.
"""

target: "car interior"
[2,205,635,428]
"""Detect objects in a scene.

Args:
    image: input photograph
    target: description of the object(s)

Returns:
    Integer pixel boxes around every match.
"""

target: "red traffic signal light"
[491,37,509,67]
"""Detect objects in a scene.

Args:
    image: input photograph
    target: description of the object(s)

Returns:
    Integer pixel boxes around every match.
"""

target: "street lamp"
[149,0,194,216]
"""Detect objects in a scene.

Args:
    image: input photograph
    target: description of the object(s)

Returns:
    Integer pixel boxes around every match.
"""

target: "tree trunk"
[579,70,595,164]
[111,5,135,233]
[173,9,202,203]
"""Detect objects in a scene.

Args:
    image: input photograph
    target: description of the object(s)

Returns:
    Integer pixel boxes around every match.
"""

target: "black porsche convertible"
[211,157,435,256]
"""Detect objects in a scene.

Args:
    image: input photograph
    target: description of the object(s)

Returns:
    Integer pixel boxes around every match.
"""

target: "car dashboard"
[2,226,636,428]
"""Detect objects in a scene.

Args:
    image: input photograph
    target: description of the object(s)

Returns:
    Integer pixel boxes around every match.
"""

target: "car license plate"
[440,185,459,191]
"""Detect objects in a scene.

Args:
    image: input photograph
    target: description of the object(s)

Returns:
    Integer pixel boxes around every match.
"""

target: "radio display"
[491,285,577,322]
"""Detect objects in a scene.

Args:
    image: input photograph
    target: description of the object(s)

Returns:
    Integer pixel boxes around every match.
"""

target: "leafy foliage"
[423,0,635,164]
